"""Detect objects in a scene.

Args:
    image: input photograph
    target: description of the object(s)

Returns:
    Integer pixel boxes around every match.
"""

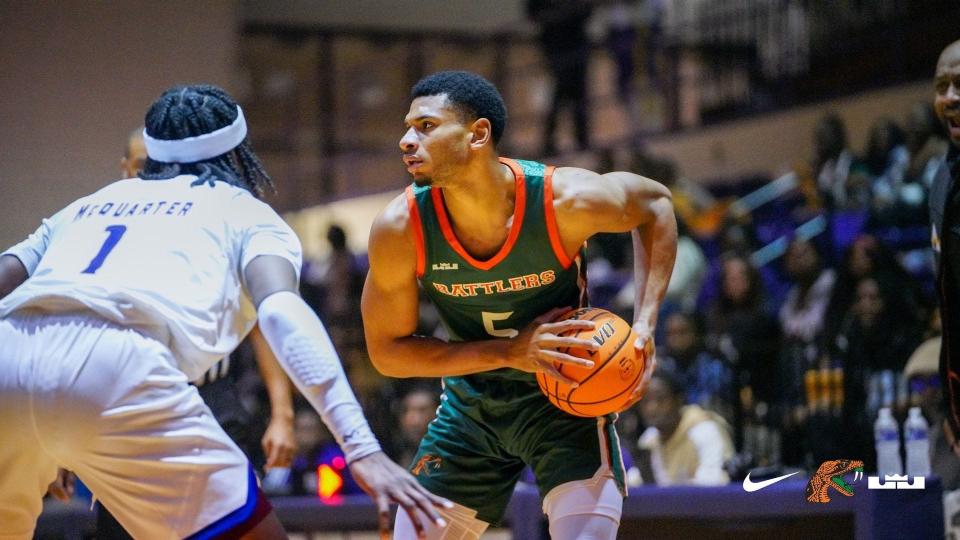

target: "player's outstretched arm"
[248,326,297,470]
[244,255,451,536]
[552,168,678,405]
[362,196,599,380]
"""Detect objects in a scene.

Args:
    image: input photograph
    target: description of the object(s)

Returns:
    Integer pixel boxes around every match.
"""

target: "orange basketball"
[536,307,645,417]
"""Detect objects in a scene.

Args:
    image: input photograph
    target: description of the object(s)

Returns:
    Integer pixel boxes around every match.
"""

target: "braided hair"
[140,85,273,198]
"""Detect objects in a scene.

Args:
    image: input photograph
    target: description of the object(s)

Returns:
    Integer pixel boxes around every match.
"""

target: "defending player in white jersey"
[0,84,449,540]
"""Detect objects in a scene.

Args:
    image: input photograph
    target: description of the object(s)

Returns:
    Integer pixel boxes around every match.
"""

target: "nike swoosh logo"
[742,471,800,492]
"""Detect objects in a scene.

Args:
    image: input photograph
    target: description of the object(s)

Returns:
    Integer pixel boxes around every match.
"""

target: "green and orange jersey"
[407,157,587,407]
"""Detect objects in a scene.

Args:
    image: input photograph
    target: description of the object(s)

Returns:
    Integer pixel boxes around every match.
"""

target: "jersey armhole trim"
[406,186,426,279]
[544,166,574,269]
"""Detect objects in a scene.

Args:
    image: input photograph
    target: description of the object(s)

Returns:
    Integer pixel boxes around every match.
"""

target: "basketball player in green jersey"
[362,71,677,539]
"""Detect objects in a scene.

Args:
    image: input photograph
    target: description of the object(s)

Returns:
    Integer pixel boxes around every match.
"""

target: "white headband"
[143,106,248,163]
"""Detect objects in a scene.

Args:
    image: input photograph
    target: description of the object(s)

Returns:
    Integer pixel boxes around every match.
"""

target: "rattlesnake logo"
[805,459,864,503]
[412,454,442,477]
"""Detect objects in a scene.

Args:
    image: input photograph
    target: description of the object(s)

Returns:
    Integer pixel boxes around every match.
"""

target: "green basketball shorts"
[408,387,626,525]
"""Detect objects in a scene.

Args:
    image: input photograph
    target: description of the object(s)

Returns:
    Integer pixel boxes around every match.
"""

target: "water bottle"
[904,407,931,477]
[874,407,903,477]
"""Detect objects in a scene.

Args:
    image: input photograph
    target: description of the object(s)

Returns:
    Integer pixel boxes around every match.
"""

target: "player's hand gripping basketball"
[348,450,453,539]
[619,321,657,411]
[508,307,599,387]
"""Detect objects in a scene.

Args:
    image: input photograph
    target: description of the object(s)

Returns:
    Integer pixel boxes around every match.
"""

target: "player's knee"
[544,476,622,540]
[393,502,488,540]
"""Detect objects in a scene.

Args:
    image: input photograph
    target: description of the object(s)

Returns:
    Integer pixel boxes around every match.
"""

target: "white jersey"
[0,175,302,381]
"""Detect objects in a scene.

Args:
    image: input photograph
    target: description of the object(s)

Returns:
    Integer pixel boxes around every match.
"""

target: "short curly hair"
[411,71,507,145]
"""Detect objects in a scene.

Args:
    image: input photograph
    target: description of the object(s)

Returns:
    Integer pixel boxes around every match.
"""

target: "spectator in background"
[602,1,641,134]
[906,101,949,190]
[780,239,835,351]
[832,275,922,472]
[526,0,594,156]
[639,0,666,94]
[824,234,925,354]
[717,217,759,254]
[319,224,364,350]
[778,238,835,466]
[633,370,733,486]
[705,252,780,438]
[902,103,949,228]
[864,117,909,221]
[387,383,441,468]
[659,311,734,424]
[813,114,870,211]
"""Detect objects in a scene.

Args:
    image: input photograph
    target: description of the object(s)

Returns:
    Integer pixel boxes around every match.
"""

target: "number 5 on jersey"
[82,225,127,274]
[482,311,519,338]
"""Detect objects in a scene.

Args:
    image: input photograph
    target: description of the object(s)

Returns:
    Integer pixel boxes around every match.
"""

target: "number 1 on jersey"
[82,225,127,274]
[482,311,519,338]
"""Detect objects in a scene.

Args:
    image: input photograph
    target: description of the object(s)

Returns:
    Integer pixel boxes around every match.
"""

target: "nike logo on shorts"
[742,471,800,492]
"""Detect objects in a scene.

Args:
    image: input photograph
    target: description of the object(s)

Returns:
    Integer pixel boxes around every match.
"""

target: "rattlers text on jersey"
[0,175,301,380]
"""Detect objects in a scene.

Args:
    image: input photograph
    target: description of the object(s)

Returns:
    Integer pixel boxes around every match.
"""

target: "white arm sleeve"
[257,290,381,462]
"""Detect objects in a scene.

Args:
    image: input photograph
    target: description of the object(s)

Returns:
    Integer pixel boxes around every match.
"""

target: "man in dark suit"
[930,39,960,447]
